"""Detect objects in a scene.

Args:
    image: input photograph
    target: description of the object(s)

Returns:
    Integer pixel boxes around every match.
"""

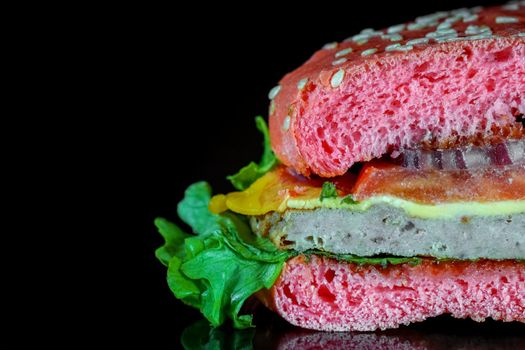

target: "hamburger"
[156,3,525,331]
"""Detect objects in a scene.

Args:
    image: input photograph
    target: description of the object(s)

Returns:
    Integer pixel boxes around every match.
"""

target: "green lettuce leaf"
[182,236,284,328]
[156,181,288,329]
[178,182,222,236]
[227,116,278,190]
[167,256,203,308]
[154,217,190,266]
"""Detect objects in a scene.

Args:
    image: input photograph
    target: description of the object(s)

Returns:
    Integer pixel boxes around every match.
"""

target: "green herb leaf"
[227,116,278,190]
[320,182,338,201]
[341,194,358,204]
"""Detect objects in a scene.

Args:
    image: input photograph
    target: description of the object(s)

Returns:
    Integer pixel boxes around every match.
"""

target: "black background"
[115,0,525,347]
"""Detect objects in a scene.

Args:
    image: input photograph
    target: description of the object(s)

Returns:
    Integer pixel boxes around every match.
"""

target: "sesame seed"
[439,34,458,41]
[335,47,353,57]
[406,37,430,45]
[269,101,275,115]
[518,32,525,37]
[495,16,519,23]
[323,42,338,50]
[465,33,496,40]
[361,48,378,56]
[330,69,345,88]
[352,33,369,42]
[436,28,457,35]
[407,22,426,30]
[420,20,439,28]
[437,37,468,43]
[426,29,457,39]
[385,43,402,51]
[437,22,452,30]
[361,28,375,34]
[502,3,519,11]
[465,26,492,37]
[465,25,492,35]
[462,14,478,22]
[353,30,383,42]
[363,29,383,36]
[386,44,415,52]
[389,34,403,41]
[282,115,291,131]
[355,39,368,45]
[387,24,405,34]
[444,16,461,24]
[268,85,281,100]
[427,32,458,42]
[332,57,348,65]
[382,33,403,41]
[297,78,308,90]
[465,25,480,35]
[394,45,414,51]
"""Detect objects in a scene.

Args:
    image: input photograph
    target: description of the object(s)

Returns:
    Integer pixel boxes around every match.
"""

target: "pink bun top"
[268,4,525,177]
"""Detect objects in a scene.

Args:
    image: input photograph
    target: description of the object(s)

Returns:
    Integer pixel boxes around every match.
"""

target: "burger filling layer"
[250,207,524,260]
[211,139,525,261]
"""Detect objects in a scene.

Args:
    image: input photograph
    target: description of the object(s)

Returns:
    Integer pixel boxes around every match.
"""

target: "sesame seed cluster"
[268,1,524,104]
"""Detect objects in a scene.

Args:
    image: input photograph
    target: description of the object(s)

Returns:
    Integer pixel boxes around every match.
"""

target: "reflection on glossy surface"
[181,320,255,350]
[265,328,525,350]
[181,309,525,350]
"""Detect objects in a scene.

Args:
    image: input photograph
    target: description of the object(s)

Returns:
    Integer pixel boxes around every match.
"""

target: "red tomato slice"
[352,161,525,204]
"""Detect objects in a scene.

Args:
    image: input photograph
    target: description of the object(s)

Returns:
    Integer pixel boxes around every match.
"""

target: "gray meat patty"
[250,206,525,259]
